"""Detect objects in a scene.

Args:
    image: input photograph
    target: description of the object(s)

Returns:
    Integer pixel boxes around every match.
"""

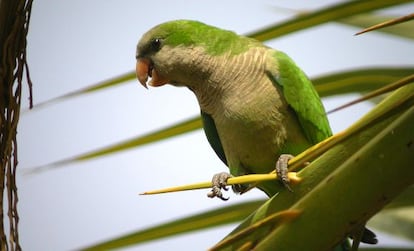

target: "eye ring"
[151,38,162,52]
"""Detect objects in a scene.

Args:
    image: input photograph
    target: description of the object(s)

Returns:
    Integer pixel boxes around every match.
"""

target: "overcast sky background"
[16,0,414,250]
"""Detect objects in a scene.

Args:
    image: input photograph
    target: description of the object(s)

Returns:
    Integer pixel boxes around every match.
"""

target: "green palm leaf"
[248,0,411,41]
[80,199,264,250]
[23,71,136,112]
[342,13,414,39]
[25,116,201,173]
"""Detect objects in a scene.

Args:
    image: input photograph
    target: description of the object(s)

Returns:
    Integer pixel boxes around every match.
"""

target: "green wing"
[201,110,228,166]
[269,50,332,144]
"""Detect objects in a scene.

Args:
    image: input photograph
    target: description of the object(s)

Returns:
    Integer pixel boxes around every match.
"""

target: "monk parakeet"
[136,19,331,199]
[136,19,377,247]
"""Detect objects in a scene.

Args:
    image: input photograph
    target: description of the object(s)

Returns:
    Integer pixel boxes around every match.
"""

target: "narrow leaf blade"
[80,200,264,250]
[355,13,414,36]
[25,116,202,174]
[24,71,136,111]
[248,0,412,41]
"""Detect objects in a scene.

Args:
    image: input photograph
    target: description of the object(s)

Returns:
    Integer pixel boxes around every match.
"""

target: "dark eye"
[150,38,162,52]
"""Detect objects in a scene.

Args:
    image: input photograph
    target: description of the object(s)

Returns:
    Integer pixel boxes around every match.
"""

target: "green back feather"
[270,51,332,144]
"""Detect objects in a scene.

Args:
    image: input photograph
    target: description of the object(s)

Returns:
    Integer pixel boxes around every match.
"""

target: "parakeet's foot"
[207,172,246,201]
[207,172,232,201]
[276,154,294,192]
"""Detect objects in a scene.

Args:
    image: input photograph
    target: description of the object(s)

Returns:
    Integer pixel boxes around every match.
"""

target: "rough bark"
[0,0,33,250]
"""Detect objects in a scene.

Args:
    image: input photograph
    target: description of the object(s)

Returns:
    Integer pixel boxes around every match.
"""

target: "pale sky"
[17,1,414,250]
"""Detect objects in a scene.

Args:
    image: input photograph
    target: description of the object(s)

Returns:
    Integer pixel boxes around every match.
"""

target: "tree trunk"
[0,0,33,250]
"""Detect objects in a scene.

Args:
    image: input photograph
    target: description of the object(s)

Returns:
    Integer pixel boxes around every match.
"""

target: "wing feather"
[201,110,228,165]
[268,50,332,144]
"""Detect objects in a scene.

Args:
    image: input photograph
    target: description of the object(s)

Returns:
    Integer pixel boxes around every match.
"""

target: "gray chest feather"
[212,82,291,175]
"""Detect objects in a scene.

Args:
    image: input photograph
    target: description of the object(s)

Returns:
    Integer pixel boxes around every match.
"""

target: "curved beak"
[136,58,151,89]
[136,58,169,88]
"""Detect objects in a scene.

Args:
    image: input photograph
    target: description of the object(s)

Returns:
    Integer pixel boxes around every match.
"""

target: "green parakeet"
[136,19,330,197]
[135,20,376,246]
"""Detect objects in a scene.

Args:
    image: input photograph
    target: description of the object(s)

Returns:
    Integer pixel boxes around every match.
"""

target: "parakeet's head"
[136,20,256,88]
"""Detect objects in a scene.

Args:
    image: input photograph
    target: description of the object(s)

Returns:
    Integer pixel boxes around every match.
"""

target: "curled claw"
[207,172,233,201]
